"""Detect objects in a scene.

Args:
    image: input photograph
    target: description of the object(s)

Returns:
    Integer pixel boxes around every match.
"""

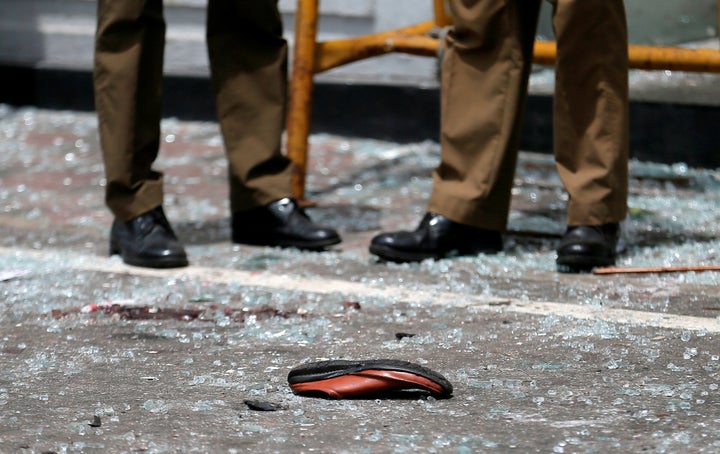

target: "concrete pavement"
[1,104,719,453]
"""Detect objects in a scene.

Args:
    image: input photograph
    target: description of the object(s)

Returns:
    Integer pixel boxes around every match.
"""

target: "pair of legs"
[371,0,629,271]
[94,0,339,268]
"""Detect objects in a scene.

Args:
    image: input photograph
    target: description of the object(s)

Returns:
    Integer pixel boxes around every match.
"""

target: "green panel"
[537,0,718,45]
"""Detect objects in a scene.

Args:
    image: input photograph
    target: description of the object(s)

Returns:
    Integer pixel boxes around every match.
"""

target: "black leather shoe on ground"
[369,212,502,262]
[231,198,341,250]
[109,206,189,268]
[556,223,621,273]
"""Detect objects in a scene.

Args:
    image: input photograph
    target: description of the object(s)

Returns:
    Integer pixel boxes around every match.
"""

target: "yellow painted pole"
[534,41,720,73]
[315,36,720,76]
[286,0,319,200]
[314,22,437,72]
[433,0,452,27]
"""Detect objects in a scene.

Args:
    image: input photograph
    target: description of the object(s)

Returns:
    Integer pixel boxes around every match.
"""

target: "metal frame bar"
[287,0,720,199]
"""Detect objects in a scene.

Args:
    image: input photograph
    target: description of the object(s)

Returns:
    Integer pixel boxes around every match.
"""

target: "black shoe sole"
[232,235,341,251]
[110,244,189,269]
[556,255,615,273]
[369,243,501,263]
[369,244,445,262]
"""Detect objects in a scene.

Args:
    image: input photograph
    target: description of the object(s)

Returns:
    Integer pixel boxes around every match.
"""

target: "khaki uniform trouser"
[94,0,293,221]
[428,0,629,230]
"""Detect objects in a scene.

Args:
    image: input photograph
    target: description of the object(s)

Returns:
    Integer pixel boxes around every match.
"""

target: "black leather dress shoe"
[109,206,188,268]
[232,198,341,250]
[556,223,621,273]
[369,212,502,262]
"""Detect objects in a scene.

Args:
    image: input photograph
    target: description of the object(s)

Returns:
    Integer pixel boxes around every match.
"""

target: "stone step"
[0,0,437,85]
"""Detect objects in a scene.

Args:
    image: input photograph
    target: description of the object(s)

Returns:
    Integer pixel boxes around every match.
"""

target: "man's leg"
[206,0,292,211]
[429,0,541,231]
[94,0,166,220]
[94,0,187,268]
[552,0,629,226]
[206,0,340,250]
[370,0,542,262]
[552,0,629,271]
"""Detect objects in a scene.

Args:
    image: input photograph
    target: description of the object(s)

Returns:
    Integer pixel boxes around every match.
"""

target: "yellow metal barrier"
[287,0,720,199]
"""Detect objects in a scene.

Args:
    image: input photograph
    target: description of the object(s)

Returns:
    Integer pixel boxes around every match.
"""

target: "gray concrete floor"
[1,105,719,453]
